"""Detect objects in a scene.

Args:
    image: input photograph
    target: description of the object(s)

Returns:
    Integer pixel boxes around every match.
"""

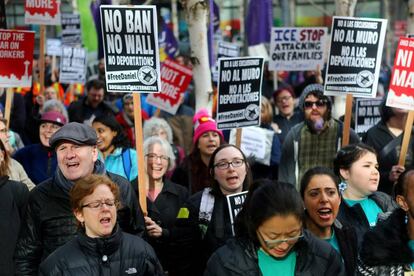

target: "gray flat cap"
[49,122,97,149]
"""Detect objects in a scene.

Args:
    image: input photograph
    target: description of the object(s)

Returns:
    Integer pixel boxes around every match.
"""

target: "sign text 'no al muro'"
[100,5,161,93]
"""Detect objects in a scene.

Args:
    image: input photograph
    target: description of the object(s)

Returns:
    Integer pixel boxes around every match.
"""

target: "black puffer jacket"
[39,225,164,276]
[204,230,346,276]
[14,168,145,275]
[357,208,414,275]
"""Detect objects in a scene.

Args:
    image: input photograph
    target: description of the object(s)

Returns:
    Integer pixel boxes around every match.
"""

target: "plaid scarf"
[298,119,338,184]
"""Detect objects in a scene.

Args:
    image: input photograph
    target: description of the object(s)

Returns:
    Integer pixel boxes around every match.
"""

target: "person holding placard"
[171,109,224,194]
[279,84,360,189]
[174,144,252,275]
[363,101,412,195]
[357,170,414,275]
[204,180,345,276]
[300,167,358,275]
[334,143,397,246]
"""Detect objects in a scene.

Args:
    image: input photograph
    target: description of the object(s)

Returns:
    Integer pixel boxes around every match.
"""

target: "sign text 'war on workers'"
[100,5,160,93]
[324,17,387,98]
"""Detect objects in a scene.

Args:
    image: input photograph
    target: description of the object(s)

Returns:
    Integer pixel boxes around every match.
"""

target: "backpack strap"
[198,187,215,239]
[122,148,131,180]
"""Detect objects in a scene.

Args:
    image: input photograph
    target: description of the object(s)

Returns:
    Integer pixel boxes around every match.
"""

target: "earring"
[405,213,409,224]
[339,181,347,193]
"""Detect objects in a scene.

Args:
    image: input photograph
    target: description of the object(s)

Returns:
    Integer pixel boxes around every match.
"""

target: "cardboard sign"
[386,37,414,110]
[146,58,192,115]
[0,30,35,87]
[61,13,82,46]
[25,0,61,25]
[59,46,87,84]
[100,5,161,93]
[226,191,248,235]
[325,17,387,98]
[269,27,328,71]
[229,126,273,165]
[216,57,264,129]
[354,98,381,134]
[46,38,61,56]
[217,41,240,59]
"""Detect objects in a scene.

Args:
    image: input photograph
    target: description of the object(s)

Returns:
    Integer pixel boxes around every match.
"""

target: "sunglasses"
[303,99,328,109]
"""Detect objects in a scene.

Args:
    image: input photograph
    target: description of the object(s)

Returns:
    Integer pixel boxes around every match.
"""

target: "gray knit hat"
[299,83,331,111]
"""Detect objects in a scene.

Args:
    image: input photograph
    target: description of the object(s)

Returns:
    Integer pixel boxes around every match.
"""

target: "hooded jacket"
[39,225,164,276]
[357,208,414,275]
[14,161,145,275]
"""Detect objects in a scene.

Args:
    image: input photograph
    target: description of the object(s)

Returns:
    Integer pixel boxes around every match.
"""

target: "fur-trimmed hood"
[360,208,413,266]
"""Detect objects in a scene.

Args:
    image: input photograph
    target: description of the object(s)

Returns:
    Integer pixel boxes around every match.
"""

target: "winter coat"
[337,191,397,248]
[279,119,360,188]
[0,176,29,275]
[39,225,164,276]
[357,208,414,275]
[104,147,138,182]
[14,165,145,276]
[204,230,346,276]
[333,220,359,276]
[8,158,35,190]
[68,96,116,124]
[273,110,304,145]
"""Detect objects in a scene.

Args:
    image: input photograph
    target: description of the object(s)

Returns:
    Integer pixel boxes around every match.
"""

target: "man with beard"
[278,84,359,189]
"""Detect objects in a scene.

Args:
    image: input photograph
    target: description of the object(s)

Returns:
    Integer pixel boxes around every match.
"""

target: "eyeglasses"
[303,100,327,109]
[214,159,245,170]
[82,199,118,209]
[146,153,169,162]
[276,96,293,103]
[257,230,303,249]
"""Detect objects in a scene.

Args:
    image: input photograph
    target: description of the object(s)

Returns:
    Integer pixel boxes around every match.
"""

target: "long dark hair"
[93,115,131,149]
[235,179,304,246]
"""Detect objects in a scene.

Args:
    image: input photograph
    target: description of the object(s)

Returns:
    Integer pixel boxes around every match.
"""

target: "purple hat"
[40,111,67,126]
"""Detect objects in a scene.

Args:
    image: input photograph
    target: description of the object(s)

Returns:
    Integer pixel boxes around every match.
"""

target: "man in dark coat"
[14,122,145,275]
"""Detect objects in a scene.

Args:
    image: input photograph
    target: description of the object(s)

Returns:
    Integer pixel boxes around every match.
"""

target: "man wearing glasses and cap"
[279,84,360,189]
[14,122,145,275]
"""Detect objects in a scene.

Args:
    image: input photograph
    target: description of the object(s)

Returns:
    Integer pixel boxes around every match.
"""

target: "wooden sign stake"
[38,25,46,95]
[398,110,414,166]
[342,94,353,147]
[235,128,242,148]
[4,88,13,129]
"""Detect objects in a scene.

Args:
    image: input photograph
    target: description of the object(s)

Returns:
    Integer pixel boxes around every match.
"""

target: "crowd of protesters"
[1,52,414,276]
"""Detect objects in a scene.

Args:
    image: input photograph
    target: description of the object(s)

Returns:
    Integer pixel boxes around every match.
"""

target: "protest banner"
[61,13,82,46]
[100,5,161,93]
[25,0,61,25]
[354,98,382,135]
[0,30,35,87]
[269,27,328,71]
[59,46,87,84]
[0,0,6,29]
[226,191,248,235]
[324,17,387,98]
[146,58,192,115]
[46,38,62,56]
[216,57,264,130]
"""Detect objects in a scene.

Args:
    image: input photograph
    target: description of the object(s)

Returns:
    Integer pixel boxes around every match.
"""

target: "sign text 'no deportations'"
[0,30,35,87]
[100,5,161,93]
[269,27,328,71]
[386,37,414,110]
[354,98,381,135]
[325,17,387,98]
[216,57,264,130]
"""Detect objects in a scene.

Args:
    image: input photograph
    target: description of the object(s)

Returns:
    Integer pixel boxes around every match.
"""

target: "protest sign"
[386,37,414,110]
[226,191,248,235]
[0,30,35,87]
[354,98,381,134]
[61,13,82,46]
[217,41,240,59]
[46,38,61,56]
[325,17,387,98]
[25,0,61,25]
[100,5,161,93]
[59,46,87,84]
[216,57,264,129]
[0,0,6,29]
[269,27,328,71]
[146,58,192,115]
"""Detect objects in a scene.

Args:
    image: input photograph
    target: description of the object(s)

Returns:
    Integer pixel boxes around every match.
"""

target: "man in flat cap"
[14,122,145,275]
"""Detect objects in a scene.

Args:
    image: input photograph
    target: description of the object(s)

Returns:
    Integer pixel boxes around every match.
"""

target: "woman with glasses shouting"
[39,174,163,275]
[205,180,345,276]
[174,144,252,275]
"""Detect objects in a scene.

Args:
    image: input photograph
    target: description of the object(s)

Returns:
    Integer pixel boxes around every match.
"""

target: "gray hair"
[143,136,176,171]
[41,99,69,122]
[143,117,173,144]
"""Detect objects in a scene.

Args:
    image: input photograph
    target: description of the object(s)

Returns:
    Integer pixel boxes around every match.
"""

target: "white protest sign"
[46,38,61,56]
[269,27,328,71]
[59,46,87,84]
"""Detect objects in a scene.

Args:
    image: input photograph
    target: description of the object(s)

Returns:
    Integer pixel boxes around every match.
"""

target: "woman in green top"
[204,180,345,276]
[300,166,358,275]
[334,143,396,247]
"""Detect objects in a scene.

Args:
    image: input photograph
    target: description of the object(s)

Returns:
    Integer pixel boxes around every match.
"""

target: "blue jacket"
[13,144,57,185]
[104,147,138,181]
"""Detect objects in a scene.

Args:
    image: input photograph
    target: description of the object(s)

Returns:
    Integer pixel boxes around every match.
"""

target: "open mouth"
[317,208,333,220]
[66,162,79,169]
[151,166,163,172]
[100,217,111,225]
[226,176,240,184]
